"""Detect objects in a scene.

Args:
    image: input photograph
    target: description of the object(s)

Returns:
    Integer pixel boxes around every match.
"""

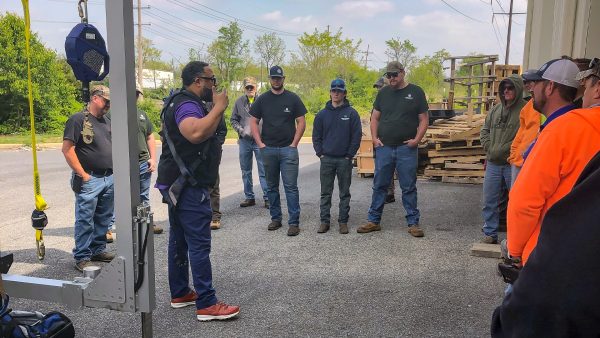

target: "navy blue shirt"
[312,99,362,158]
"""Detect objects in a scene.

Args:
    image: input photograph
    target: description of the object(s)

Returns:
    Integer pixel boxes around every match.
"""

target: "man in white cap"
[506,58,598,267]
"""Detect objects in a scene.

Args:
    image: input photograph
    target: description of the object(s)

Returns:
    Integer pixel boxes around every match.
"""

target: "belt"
[86,169,113,176]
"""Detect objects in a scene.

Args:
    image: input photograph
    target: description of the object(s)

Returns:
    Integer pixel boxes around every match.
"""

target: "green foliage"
[0,12,81,134]
[254,33,286,70]
[408,49,451,102]
[208,22,250,85]
[385,38,418,70]
[137,98,162,131]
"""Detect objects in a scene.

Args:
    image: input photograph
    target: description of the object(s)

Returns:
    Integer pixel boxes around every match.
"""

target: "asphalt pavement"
[0,144,504,337]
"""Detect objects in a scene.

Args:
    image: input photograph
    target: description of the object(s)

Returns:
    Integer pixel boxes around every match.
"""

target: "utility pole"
[362,44,371,69]
[137,0,143,88]
[504,0,514,65]
[493,0,525,65]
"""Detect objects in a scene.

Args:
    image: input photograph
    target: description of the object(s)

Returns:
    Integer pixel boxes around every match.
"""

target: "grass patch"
[0,133,63,145]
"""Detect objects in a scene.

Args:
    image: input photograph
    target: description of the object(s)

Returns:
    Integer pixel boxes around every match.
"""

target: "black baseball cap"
[269,65,284,78]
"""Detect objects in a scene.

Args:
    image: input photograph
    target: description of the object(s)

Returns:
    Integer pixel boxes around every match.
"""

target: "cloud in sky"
[333,1,394,19]
[259,10,317,33]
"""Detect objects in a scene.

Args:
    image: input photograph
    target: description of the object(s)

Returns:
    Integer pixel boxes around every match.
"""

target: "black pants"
[319,156,352,224]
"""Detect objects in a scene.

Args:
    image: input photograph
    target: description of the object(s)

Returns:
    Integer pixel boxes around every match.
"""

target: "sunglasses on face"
[503,86,515,91]
[196,75,217,86]
[330,89,345,94]
[385,72,400,79]
[245,86,255,90]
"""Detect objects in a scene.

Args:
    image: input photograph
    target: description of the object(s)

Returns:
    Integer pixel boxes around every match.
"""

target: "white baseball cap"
[521,59,580,88]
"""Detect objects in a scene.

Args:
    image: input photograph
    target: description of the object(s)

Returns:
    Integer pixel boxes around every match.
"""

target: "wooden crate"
[359,139,373,154]
[356,153,374,176]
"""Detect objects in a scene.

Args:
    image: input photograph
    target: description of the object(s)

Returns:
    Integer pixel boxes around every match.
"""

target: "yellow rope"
[21,0,47,212]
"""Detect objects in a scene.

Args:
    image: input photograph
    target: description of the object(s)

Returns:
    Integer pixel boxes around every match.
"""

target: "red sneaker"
[196,301,240,321]
[170,290,198,309]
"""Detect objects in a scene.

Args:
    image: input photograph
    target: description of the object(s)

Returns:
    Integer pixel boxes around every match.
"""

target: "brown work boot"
[74,260,97,272]
[287,226,300,236]
[339,223,349,234]
[210,219,221,230]
[317,223,330,233]
[153,225,164,234]
[407,225,424,237]
[91,251,115,262]
[268,220,282,231]
[240,199,256,207]
[357,222,381,233]
[481,235,498,244]
[106,230,114,243]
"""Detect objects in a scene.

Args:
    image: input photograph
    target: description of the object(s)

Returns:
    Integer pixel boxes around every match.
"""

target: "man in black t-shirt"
[357,61,429,237]
[62,85,115,272]
[249,65,307,236]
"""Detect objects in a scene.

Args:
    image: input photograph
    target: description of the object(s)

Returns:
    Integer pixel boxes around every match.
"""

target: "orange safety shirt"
[507,106,600,264]
[508,100,541,167]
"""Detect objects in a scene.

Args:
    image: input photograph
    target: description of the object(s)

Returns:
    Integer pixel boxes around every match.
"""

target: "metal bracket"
[84,257,126,303]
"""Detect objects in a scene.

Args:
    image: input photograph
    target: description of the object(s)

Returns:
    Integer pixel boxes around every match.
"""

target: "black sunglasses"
[385,72,400,79]
[196,75,217,85]
[245,85,255,90]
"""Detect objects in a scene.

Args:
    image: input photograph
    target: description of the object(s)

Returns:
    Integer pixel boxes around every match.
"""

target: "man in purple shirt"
[155,61,239,321]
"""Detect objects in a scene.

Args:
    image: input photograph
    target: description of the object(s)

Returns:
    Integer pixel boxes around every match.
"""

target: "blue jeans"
[72,173,114,262]
[238,138,268,201]
[482,162,512,239]
[161,186,217,310]
[261,146,300,226]
[510,164,521,187]
[109,161,150,230]
[367,145,419,225]
[139,161,151,203]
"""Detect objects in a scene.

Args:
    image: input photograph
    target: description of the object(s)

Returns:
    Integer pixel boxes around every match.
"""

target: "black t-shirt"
[63,110,112,171]
[374,84,428,146]
[249,90,307,147]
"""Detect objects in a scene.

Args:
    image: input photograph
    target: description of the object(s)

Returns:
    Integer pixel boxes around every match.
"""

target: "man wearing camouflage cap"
[62,84,115,271]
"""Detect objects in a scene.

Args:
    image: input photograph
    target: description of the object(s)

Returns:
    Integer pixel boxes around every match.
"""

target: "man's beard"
[271,83,283,91]
[533,92,546,113]
[200,87,213,102]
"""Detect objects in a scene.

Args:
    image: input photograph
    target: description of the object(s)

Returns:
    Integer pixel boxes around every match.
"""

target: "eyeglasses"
[385,72,400,79]
[245,85,255,90]
[196,75,217,86]
[503,86,515,91]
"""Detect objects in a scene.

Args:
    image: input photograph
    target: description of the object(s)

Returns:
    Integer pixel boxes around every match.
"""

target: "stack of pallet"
[422,114,486,184]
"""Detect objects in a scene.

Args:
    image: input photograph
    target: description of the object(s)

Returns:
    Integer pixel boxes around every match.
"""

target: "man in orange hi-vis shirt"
[507,58,600,266]
[507,70,542,185]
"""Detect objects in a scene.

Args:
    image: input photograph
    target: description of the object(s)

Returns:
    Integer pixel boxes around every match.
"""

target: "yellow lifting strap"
[21,0,48,260]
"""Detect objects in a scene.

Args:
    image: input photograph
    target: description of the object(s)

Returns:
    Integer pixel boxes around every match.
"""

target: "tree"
[384,38,418,70]
[138,37,171,71]
[254,33,285,71]
[207,22,250,85]
[409,49,451,101]
[0,13,81,134]
[295,28,361,89]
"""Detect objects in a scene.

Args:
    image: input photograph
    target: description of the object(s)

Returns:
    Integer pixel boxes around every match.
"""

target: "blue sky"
[2,0,528,70]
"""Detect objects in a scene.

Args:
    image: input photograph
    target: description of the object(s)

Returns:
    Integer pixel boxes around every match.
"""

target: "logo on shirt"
[341,115,349,121]
[284,107,291,113]
[405,93,413,100]
[139,114,146,121]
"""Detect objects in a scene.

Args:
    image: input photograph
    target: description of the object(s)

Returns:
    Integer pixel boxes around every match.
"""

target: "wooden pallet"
[434,139,482,150]
[426,115,486,142]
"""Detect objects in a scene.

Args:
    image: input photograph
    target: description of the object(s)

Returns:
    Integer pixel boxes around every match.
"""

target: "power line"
[145,27,203,50]
[145,11,214,40]
[151,6,219,35]
[439,0,485,23]
[165,0,298,37]
[150,23,208,48]
[187,0,299,36]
